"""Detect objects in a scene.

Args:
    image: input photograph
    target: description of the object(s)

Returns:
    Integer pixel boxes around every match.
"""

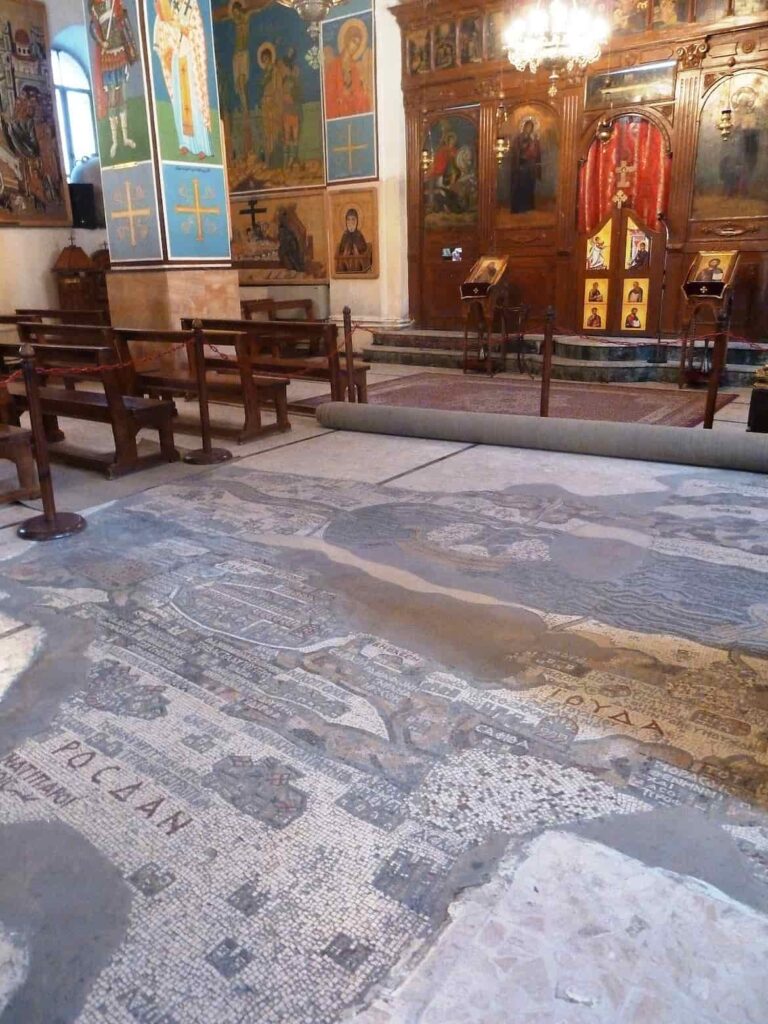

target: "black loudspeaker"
[69,183,98,230]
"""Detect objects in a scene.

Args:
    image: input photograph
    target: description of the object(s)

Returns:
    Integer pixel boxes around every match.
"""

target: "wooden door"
[579,207,664,337]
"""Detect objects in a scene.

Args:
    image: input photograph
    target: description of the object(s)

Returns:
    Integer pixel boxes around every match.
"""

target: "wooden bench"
[5,337,179,478]
[241,298,317,321]
[114,327,291,444]
[15,321,119,392]
[0,424,39,503]
[16,307,111,326]
[0,388,39,503]
[240,299,324,355]
[185,317,369,405]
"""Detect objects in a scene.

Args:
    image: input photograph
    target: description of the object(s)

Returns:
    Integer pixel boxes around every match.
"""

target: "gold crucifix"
[175,178,221,242]
[614,159,636,190]
[111,181,150,247]
[331,124,368,174]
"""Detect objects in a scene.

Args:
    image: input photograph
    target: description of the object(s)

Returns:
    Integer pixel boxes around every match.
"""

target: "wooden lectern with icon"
[460,255,509,375]
[679,250,739,387]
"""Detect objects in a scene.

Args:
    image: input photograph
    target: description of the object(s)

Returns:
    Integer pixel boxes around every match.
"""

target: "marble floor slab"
[237,431,472,483]
[354,830,768,1024]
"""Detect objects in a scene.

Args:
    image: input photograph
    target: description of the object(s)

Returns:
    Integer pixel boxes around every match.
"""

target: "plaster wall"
[327,0,410,337]
[240,0,410,343]
[0,0,106,315]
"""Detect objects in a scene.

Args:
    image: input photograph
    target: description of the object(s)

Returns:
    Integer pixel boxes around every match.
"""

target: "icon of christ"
[153,0,213,159]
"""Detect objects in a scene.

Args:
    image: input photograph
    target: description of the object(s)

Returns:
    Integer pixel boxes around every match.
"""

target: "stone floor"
[0,396,767,1024]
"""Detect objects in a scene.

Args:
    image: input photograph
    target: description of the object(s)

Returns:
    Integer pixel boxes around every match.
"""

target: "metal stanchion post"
[539,307,555,418]
[647,212,670,366]
[16,343,86,541]
[183,322,233,465]
[703,309,729,430]
[342,306,357,403]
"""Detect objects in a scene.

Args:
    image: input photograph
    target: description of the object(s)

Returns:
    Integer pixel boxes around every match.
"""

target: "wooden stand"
[462,292,508,375]
[702,311,729,431]
[16,344,86,542]
[678,254,739,390]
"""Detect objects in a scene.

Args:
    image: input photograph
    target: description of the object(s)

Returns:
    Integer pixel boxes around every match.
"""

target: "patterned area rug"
[301,373,737,427]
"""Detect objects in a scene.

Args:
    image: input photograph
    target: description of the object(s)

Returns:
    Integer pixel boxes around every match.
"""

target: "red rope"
[0,339,190,389]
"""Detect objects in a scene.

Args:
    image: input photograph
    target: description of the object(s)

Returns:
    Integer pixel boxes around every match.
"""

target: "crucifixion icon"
[614,159,636,190]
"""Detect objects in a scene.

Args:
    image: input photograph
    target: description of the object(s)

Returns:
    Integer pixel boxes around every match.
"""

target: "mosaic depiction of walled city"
[1,457,767,1022]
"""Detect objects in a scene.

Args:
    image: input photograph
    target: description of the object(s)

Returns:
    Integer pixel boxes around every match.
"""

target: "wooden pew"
[240,299,321,355]
[240,298,316,321]
[114,327,291,444]
[5,337,179,478]
[0,425,39,502]
[15,307,111,326]
[185,317,368,404]
[0,388,39,503]
[16,321,117,392]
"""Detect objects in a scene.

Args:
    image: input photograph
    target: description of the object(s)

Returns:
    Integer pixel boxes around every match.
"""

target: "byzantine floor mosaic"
[1,439,768,1023]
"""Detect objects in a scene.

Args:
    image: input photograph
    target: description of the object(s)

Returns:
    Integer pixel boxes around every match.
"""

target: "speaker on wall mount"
[68,183,99,230]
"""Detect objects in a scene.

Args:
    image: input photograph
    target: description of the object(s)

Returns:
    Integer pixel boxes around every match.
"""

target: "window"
[51,49,97,180]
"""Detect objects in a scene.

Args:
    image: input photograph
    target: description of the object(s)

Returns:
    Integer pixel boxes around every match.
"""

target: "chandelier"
[503,0,610,97]
[277,0,345,25]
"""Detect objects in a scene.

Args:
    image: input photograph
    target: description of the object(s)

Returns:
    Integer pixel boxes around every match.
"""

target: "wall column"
[328,0,410,348]
[84,0,239,329]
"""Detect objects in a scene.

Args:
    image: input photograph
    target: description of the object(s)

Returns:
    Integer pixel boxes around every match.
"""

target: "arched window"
[51,49,97,180]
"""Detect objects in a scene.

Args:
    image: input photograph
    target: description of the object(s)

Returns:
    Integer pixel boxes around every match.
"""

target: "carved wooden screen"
[420,109,480,327]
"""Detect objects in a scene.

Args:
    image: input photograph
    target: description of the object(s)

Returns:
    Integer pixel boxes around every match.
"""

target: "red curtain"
[578,116,671,235]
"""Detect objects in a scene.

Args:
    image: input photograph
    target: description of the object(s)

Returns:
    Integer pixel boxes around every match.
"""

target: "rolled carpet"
[316,403,768,474]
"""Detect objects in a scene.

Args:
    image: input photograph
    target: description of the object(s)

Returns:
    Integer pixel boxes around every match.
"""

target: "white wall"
[243,0,410,343]
[0,0,409,325]
[327,0,410,338]
[0,0,106,314]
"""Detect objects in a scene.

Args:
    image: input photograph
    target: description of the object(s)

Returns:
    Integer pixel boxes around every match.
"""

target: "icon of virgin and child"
[153,0,214,160]
[509,117,543,214]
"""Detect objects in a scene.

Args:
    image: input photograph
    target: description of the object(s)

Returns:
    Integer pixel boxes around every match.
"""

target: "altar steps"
[364,329,768,387]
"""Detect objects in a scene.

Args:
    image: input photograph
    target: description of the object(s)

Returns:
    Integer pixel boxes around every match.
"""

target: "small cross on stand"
[240,198,267,237]
[612,189,629,208]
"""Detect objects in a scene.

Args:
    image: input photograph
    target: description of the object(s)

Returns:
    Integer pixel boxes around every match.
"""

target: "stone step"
[362,345,757,387]
[370,330,768,366]
[525,353,756,387]
[551,338,768,365]
[363,345,465,369]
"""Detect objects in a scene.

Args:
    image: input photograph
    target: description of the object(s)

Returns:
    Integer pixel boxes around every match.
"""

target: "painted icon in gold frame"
[328,187,378,279]
[586,220,612,271]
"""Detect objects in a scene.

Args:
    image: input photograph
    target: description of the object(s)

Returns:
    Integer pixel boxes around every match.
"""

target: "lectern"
[460,255,509,375]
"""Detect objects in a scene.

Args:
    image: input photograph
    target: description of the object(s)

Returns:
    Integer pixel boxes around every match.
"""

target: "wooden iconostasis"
[392,0,768,337]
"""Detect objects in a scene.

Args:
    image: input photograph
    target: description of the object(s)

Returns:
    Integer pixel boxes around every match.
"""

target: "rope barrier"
[0,339,190,389]
[2,320,761,392]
